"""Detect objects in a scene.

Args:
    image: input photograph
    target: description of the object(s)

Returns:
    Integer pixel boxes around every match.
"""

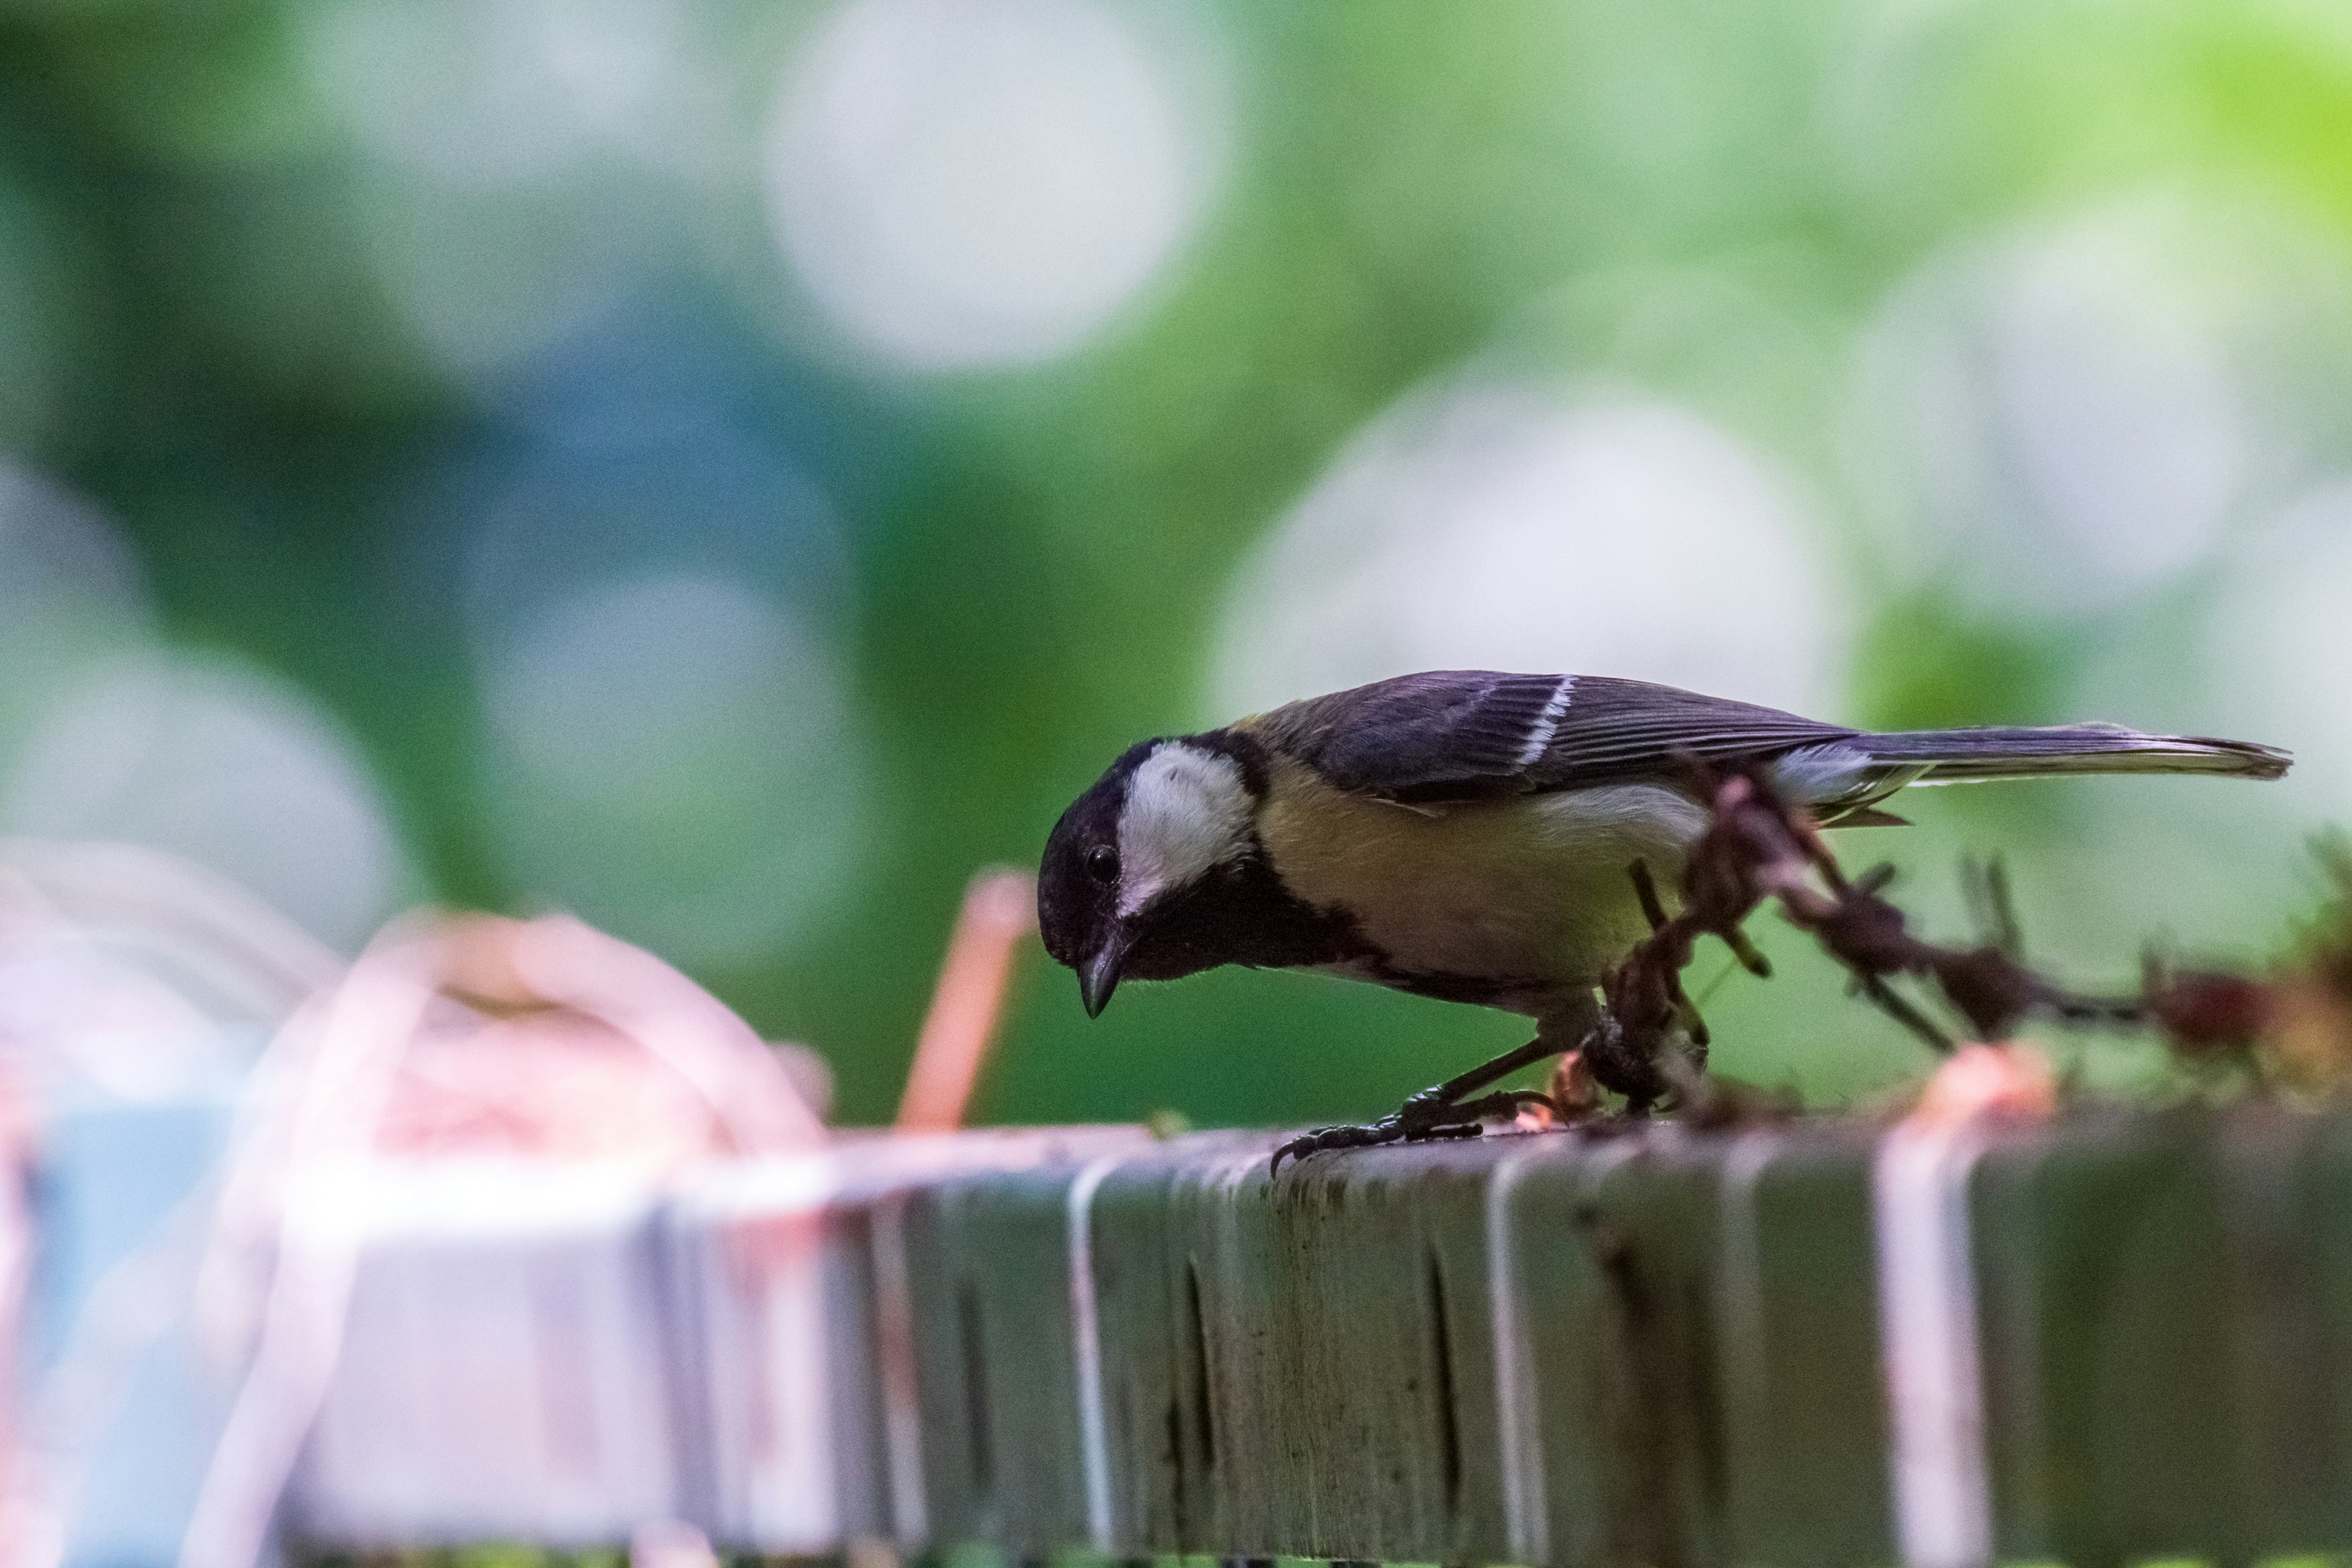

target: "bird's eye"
[1086,845,1120,885]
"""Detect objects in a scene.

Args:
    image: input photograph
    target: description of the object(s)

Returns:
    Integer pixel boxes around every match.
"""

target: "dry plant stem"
[1575,768,2166,1112]
[896,868,1037,1133]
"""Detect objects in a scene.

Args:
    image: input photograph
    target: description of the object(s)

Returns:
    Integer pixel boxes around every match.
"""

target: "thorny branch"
[1572,769,2352,1115]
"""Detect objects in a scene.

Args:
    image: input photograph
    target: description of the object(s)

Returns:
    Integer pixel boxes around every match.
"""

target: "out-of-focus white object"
[287,1159,681,1544]
[1213,375,1844,722]
[0,841,854,1567]
[630,1517,720,1568]
[178,921,823,1568]
[764,0,1224,371]
[186,913,826,1568]
[0,840,341,1568]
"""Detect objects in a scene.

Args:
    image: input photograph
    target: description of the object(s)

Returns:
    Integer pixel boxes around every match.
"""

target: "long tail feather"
[1860,722,2289,783]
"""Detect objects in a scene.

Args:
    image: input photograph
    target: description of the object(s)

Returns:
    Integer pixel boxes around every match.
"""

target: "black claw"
[1397,1087,1453,1119]
[1270,1085,1556,1173]
[1271,1116,1409,1173]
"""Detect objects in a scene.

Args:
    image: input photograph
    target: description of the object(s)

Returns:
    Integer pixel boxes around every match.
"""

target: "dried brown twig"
[1580,767,2205,1113]
[2157,834,2352,1091]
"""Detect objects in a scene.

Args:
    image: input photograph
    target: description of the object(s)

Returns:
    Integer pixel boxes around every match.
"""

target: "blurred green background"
[2,0,2349,1127]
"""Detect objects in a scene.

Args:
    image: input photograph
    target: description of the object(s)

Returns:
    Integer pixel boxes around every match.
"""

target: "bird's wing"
[1243,671,1858,805]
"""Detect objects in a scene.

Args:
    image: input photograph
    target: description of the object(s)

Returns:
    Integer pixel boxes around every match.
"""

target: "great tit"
[1037,670,2287,1098]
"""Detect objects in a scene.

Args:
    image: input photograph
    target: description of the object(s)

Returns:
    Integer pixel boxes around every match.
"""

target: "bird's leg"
[1268,1084,1557,1172]
[1419,1032,1565,1106]
[1449,1088,1560,1121]
[1272,1003,1600,1173]
[1721,923,1772,978]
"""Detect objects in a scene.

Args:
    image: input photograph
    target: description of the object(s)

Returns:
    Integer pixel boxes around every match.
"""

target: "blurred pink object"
[375,1016,714,1161]
[181,910,828,1568]
[1908,1041,2057,1128]
[371,913,828,1162]
[895,869,1036,1133]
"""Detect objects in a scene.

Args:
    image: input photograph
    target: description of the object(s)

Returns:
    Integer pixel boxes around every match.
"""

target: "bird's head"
[1038,734,1264,1017]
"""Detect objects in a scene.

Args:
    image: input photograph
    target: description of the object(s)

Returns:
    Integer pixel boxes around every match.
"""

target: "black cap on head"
[1038,741,1157,1016]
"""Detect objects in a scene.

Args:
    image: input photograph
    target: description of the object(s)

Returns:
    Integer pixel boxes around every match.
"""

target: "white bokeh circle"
[1212,377,1846,722]
[0,462,149,642]
[763,0,1219,371]
[2204,481,2352,816]
[0,464,157,786]
[475,570,869,967]
[301,0,695,185]
[1847,191,2352,617]
[2,652,412,952]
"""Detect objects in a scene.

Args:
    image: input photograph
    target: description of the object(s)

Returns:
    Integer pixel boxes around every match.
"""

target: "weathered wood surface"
[287,1109,2352,1567]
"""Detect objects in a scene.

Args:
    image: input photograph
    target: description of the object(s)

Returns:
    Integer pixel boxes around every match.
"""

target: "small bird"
[1037,671,2288,1150]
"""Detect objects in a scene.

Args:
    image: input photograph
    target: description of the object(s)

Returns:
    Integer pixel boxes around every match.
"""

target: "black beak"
[1079,937,1127,1018]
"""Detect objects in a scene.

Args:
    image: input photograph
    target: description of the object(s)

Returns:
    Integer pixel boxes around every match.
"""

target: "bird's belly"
[1258,770,1709,1009]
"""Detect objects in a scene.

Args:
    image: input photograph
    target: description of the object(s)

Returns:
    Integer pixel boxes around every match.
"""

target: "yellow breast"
[1254,758,1708,1000]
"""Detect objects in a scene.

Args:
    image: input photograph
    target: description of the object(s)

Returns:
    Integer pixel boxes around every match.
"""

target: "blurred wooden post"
[896,870,1036,1133]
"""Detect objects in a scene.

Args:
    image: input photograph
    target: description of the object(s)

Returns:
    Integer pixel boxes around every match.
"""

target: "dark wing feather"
[1251,671,1569,796]
[1515,677,1857,791]
[1246,671,1857,804]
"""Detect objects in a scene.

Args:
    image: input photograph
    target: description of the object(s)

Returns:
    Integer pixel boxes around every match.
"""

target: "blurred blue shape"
[425,295,874,653]
[29,1069,251,1568]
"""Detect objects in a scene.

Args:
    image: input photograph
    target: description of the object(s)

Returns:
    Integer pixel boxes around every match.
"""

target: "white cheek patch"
[1117,743,1253,916]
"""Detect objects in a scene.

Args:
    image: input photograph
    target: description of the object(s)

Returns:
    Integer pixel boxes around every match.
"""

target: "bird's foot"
[1270,1087,1555,1174]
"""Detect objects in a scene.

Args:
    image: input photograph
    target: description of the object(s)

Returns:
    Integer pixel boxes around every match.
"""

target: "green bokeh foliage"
[0,0,2341,1127]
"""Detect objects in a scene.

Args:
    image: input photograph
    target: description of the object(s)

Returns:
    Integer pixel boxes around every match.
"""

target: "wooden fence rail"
[285,1108,2352,1568]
